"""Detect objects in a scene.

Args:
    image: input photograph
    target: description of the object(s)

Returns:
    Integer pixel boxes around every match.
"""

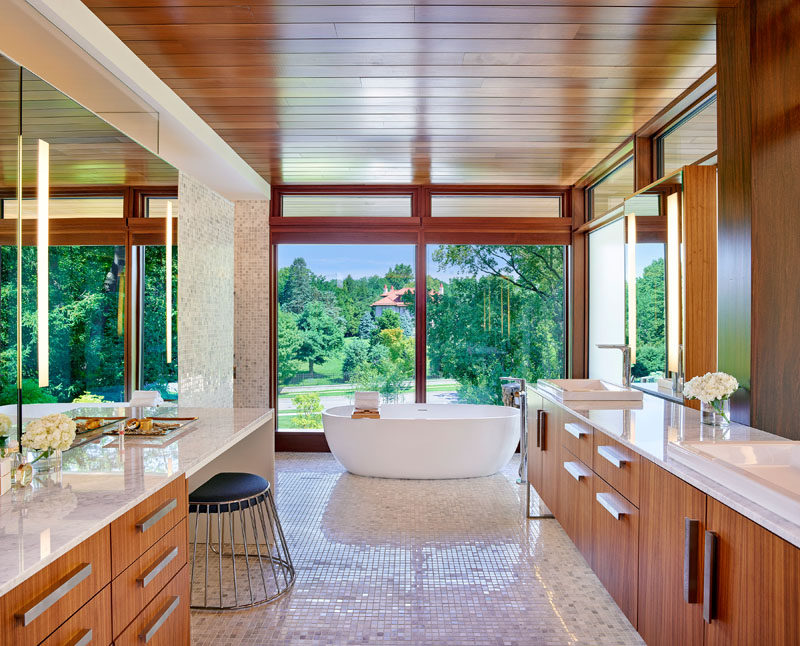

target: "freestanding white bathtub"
[322,403,519,479]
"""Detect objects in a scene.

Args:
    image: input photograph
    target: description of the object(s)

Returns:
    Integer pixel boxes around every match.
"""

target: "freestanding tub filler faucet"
[596,344,632,388]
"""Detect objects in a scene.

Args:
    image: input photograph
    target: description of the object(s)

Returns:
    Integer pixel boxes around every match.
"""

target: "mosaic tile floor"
[191,453,645,646]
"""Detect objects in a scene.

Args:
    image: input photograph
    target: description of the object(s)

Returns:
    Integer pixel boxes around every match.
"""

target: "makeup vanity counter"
[0,407,274,646]
[528,386,800,646]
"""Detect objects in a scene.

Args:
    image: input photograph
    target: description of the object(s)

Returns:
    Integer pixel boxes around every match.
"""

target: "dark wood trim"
[575,139,634,190]
[638,67,717,138]
[569,186,588,379]
[275,432,330,452]
[634,135,655,191]
[414,231,426,403]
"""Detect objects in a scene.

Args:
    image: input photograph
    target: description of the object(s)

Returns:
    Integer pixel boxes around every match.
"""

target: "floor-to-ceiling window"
[276,243,416,430]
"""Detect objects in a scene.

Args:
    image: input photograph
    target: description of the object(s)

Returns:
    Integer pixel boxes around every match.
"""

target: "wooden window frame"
[0,185,177,401]
[270,184,572,448]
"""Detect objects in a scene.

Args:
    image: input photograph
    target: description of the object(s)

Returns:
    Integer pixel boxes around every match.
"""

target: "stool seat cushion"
[189,472,270,513]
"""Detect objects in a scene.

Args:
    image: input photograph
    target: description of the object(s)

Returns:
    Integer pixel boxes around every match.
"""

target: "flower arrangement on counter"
[683,371,739,425]
[22,413,77,467]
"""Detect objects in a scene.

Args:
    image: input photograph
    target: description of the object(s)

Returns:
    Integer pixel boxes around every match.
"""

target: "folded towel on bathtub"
[354,391,380,410]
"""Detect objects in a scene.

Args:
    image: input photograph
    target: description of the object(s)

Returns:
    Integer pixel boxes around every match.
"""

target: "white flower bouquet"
[683,372,738,424]
[22,413,77,465]
[0,413,11,436]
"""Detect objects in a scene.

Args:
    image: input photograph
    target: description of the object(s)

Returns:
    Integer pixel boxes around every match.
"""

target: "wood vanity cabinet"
[637,459,706,646]
[704,497,800,646]
[558,446,593,565]
[528,396,562,517]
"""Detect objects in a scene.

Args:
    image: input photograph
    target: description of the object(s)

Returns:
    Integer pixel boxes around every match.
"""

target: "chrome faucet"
[596,344,632,388]
[501,377,527,484]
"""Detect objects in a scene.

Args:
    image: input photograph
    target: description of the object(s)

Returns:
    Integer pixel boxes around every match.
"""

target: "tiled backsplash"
[234,200,270,408]
[177,172,235,407]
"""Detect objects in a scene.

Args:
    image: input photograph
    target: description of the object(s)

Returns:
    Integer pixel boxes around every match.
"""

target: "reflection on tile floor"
[191,453,644,646]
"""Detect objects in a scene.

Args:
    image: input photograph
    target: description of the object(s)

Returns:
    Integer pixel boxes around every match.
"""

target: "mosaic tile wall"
[177,172,235,407]
[234,199,270,408]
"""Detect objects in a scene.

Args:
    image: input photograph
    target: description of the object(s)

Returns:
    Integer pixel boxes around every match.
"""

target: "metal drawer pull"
[136,498,177,533]
[564,423,588,439]
[597,445,628,468]
[563,461,590,482]
[684,518,700,604]
[596,492,627,520]
[141,595,180,643]
[137,546,179,588]
[65,628,93,646]
[703,531,718,623]
[15,563,92,626]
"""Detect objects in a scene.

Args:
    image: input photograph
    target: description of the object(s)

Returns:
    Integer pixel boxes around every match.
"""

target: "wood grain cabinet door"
[537,400,562,517]
[526,392,544,496]
[704,497,800,646]
[558,448,593,566]
[637,459,706,646]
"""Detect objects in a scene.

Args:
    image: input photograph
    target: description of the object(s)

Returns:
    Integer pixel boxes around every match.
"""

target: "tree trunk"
[308,359,314,374]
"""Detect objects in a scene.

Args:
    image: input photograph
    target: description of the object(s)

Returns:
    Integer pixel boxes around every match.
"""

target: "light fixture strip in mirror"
[15,68,23,443]
[626,212,637,364]
[166,200,173,364]
[666,192,681,373]
[37,139,49,387]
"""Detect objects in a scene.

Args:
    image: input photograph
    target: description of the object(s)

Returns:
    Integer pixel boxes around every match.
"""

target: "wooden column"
[682,165,718,392]
[569,186,587,378]
[717,0,800,438]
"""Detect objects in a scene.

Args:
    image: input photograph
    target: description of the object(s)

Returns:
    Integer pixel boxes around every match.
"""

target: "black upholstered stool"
[188,472,295,610]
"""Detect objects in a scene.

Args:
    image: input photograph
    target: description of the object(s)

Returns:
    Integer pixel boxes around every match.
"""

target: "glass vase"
[701,400,731,427]
[31,449,62,473]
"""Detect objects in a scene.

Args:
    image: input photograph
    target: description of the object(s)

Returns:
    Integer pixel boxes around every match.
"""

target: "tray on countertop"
[74,416,127,434]
[105,416,198,437]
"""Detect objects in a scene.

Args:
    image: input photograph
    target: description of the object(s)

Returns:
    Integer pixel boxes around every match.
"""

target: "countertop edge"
[0,408,275,598]
[532,386,800,550]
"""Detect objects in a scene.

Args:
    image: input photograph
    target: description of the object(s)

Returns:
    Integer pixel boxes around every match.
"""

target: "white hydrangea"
[683,371,739,404]
[0,413,11,436]
[22,413,77,452]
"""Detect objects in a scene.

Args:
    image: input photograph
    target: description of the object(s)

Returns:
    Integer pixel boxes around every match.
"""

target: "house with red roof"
[371,284,444,316]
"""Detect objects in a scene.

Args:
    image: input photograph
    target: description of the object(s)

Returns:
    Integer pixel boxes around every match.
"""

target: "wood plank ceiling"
[83,1,731,186]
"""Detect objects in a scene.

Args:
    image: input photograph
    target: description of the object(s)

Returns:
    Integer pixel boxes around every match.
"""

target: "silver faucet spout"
[596,344,632,388]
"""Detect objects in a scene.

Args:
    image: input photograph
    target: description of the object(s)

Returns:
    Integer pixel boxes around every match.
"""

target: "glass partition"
[659,98,717,176]
[282,195,411,218]
[431,195,561,218]
[141,245,178,399]
[589,157,634,218]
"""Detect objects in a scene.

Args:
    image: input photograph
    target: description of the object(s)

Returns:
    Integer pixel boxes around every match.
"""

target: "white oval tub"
[322,403,519,479]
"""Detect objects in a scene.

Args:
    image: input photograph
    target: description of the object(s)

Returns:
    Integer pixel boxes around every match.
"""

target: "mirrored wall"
[0,51,179,438]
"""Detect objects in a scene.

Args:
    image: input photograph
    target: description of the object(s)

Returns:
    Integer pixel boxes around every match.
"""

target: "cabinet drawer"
[39,586,111,646]
[114,566,189,646]
[591,477,639,627]
[593,433,640,507]
[558,447,593,565]
[112,519,188,638]
[0,527,110,646]
[561,417,593,466]
[110,477,187,577]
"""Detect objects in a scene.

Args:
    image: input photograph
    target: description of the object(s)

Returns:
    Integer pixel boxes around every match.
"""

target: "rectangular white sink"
[669,441,800,525]
[538,379,643,402]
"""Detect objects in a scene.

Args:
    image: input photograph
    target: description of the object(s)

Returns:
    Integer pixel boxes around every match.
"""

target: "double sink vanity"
[529,380,800,646]
[0,407,274,646]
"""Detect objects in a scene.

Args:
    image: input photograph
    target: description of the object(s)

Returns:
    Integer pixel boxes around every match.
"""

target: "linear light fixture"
[166,200,173,364]
[626,212,637,364]
[37,139,49,388]
[666,192,681,373]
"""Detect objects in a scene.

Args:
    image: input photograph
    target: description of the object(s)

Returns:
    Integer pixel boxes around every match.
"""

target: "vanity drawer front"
[112,519,188,638]
[110,477,187,577]
[39,585,111,646]
[0,527,110,646]
[593,434,640,507]
[559,446,594,565]
[561,417,593,466]
[115,565,190,646]
[591,477,639,627]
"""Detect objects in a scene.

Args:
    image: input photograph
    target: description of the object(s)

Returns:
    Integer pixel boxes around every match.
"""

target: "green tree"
[295,302,344,374]
[277,308,302,385]
[376,309,401,331]
[633,257,666,377]
[280,257,315,314]
[290,392,323,429]
[357,311,377,339]
[342,338,370,381]
[385,263,414,288]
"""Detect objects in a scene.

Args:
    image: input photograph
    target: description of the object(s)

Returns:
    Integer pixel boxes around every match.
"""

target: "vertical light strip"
[666,193,680,372]
[166,200,173,364]
[626,212,637,364]
[37,139,49,388]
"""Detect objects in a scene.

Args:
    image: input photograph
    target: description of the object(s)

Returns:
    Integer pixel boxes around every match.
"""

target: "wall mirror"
[0,55,179,451]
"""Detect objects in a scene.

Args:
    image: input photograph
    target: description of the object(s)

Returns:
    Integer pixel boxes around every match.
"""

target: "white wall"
[177,172,235,407]
[233,200,270,408]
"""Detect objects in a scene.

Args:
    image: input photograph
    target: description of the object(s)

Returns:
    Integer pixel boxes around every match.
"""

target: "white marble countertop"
[0,407,273,597]
[532,385,800,549]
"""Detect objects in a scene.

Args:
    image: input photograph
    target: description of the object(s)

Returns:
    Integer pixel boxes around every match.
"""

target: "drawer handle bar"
[141,595,180,643]
[595,492,626,520]
[15,562,92,626]
[564,423,588,439]
[136,498,177,533]
[703,531,718,623]
[597,445,628,468]
[65,628,93,646]
[137,546,179,588]
[563,461,590,482]
[684,518,700,604]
